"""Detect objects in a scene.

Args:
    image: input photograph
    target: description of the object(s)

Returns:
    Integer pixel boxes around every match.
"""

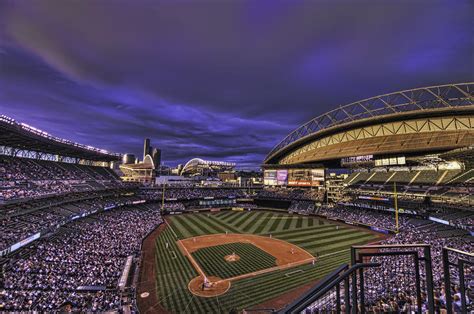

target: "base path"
[178,233,315,296]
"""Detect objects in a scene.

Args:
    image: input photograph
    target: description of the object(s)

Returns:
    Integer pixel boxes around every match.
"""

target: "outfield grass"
[154,210,378,313]
[192,242,276,279]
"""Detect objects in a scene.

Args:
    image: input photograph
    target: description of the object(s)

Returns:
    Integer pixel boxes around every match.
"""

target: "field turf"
[191,242,276,279]
[153,210,378,313]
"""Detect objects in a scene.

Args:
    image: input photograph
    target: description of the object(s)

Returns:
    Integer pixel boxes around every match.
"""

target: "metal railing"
[279,263,381,313]
[443,247,474,314]
[280,244,440,313]
[351,244,435,314]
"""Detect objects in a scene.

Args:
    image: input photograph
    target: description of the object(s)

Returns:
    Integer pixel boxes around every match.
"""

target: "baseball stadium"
[1,83,473,313]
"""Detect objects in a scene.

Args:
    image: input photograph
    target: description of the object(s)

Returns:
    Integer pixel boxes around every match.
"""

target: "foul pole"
[394,181,399,233]
[161,184,166,213]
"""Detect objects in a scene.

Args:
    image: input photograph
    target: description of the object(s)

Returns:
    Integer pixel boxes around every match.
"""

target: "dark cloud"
[0,0,473,168]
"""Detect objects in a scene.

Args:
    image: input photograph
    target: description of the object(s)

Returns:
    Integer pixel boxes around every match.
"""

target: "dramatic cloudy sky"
[0,0,473,168]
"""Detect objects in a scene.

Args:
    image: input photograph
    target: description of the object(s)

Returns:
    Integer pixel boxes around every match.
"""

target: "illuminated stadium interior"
[2,83,472,313]
[1,2,473,313]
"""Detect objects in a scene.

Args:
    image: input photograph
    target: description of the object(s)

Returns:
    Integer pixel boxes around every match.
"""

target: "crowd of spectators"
[427,206,474,233]
[306,206,473,313]
[142,187,325,204]
[317,206,410,231]
[0,181,84,201]
[0,156,122,201]
[142,187,248,200]
[162,202,186,212]
[235,203,258,209]
[362,222,473,312]
[1,203,163,312]
[0,193,141,252]
[288,201,316,214]
[255,188,324,201]
[2,157,472,313]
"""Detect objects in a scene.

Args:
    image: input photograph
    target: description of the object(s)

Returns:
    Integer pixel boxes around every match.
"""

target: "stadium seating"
[255,188,324,201]
[2,203,163,311]
[288,200,316,214]
[343,172,371,185]
[141,187,248,200]
[1,155,472,312]
[163,202,186,211]
[347,169,469,187]
[411,170,438,184]
[318,206,409,231]
[0,190,140,251]
[447,169,474,184]
[367,171,392,184]
[308,206,473,313]
[390,171,416,184]
[0,156,122,201]
[344,168,473,207]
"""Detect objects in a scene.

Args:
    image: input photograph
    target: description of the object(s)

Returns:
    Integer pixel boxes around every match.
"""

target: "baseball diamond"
[142,210,382,313]
[2,8,473,311]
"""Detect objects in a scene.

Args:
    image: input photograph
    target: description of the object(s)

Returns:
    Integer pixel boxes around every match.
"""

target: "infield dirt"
[177,233,316,296]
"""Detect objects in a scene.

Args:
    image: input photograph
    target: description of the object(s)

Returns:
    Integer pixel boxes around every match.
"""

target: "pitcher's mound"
[188,276,231,297]
[224,253,240,262]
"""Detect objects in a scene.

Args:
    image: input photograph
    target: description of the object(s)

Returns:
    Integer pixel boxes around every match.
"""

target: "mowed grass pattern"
[154,210,378,313]
[192,242,276,279]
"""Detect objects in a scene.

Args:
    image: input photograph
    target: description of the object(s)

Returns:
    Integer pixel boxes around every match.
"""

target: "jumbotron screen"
[264,170,278,185]
[277,170,288,185]
[264,169,324,186]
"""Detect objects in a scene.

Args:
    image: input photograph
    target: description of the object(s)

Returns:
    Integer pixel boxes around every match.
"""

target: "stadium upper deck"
[264,83,474,166]
[0,115,120,162]
[0,115,125,202]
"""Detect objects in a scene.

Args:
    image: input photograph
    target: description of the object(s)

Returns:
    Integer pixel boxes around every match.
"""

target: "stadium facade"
[262,83,474,192]
[264,83,474,167]
[0,115,120,165]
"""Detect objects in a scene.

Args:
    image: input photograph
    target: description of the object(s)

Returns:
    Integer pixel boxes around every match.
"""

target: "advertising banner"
[288,169,311,186]
[311,169,325,186]
[287,169,324,186]
[10,232,41,252]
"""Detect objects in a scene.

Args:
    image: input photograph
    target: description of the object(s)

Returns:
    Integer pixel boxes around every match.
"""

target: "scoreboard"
[264,168,324,187]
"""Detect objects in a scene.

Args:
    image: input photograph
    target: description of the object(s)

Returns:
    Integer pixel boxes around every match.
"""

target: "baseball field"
[138,210,382,313]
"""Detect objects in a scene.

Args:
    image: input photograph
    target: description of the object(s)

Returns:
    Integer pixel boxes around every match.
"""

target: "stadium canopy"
[265,83,474,165]
[0,115,120,162]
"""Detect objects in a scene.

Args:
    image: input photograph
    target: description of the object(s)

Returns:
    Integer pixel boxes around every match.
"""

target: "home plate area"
[178,233,315,297]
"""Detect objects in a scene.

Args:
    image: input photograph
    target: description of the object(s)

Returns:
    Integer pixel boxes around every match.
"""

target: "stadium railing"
[278,264,348,313]
[443,247,474,314]
[351,244,435,314]
[280,244,436,313]
[279,263,381,314]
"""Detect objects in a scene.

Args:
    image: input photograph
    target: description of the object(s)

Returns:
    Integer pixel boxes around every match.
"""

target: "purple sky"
[0,0,473,169]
